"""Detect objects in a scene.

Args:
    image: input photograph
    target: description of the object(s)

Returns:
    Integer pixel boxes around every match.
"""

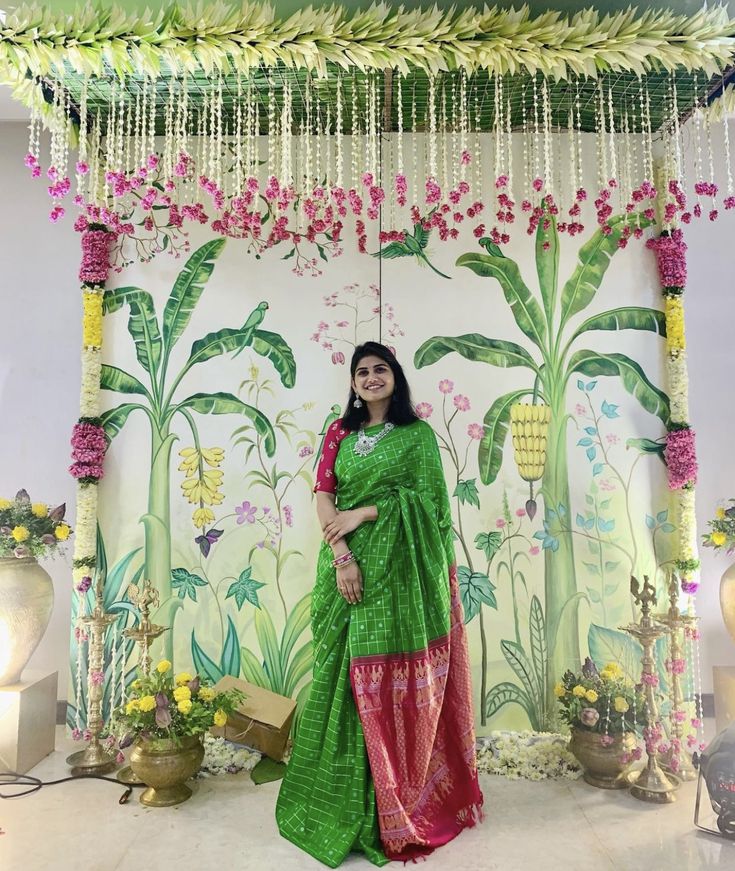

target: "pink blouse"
[314,419,349,494]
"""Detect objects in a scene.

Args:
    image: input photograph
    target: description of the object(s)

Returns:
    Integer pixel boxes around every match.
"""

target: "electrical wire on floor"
[0,771,142,804]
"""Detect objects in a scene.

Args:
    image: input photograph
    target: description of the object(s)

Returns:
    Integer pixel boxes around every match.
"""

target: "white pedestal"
[712,665,735,736]
[0,670,58,774]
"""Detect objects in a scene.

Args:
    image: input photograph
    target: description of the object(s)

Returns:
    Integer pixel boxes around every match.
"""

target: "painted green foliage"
[415,212,669,725]
[100,239,296,662]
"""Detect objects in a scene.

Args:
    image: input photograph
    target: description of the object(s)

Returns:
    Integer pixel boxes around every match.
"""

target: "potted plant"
[556,657,646,789]
[112,660,244,806]
[703,502,735,643]
[0,489,71,685]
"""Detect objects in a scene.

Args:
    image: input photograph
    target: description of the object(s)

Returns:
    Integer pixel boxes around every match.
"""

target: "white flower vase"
[0,557,54,686]
[720,561,735,645]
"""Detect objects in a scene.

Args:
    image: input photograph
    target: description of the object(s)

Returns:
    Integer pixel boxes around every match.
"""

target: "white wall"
[0,122,79,697]
[1,115,734,701]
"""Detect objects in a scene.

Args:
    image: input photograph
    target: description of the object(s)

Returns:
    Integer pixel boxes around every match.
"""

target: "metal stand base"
[66,741,117,777]
[116,764,142,785]
[628,767,680,803]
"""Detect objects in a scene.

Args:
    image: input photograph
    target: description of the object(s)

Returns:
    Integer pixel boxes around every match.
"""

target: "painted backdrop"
[69,151,674,737]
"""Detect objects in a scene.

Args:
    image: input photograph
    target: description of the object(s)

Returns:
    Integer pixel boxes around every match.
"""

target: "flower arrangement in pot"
[0,489,71,685]
[556,657,646,789]
[703,502,735,643]
[112,659,244,806]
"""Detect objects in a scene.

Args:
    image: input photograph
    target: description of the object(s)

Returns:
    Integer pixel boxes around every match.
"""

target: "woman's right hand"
[336,561,363,605]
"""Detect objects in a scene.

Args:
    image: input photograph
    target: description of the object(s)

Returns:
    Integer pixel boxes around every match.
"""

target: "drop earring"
[353,396,363,409]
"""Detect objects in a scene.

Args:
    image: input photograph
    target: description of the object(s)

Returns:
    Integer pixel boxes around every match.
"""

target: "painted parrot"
[231,301,269,358]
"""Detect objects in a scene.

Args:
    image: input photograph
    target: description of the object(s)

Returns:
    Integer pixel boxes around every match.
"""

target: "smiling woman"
[276,342,484,866]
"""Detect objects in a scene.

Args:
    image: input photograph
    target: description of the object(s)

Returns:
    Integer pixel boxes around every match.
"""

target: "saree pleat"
[276,421,483,866]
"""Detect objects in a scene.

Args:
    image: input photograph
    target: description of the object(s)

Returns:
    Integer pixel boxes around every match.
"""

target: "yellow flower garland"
[665,296,686,354]
[82,290,103,349]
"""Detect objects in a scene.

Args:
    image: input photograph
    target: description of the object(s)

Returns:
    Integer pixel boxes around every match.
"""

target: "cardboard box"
[211,675,296,761]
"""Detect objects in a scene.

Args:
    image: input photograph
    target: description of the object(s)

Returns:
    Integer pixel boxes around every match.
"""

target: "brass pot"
[0,557,54,686]
[569,727,637,789]
[129,734,204,807]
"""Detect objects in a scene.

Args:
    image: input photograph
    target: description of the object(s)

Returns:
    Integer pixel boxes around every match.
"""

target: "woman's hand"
[336,561,363,605]
[323,508,366,545]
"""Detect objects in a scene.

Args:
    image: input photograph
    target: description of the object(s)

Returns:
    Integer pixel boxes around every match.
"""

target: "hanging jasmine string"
[521,82,530,205]
[441,77,449,198]
[643,79,654,185]
[351,72,359,194]
[542,76,552,195]
[575,79,583,197]
[473,82,481,204]
[411,82,418,206]
[450,75,458,194]
[532,74,540,191]
[597,77,608,191]
[506,91,513,196]
[336,70,344,190]
[428,74,437,181]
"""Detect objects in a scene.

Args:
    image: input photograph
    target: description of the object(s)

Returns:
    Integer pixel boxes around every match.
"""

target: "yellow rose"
[198,686,216,703]
[138,695,157,713]
[156,659,172,674]
[175,672,193,686]
[712,531,727,547]
[125,699,140,715]
[178,699,193,715]
[11,525,30,542]
[213,709,227,727]
[717,507,727,520]
[585,689,599,703]
[614,696,630,713]
[54,523,71,541]
[554,682,566,698]
[31,503,48,518]
[603,662,623,678]
[572,685,586,697]
[0,497,11,510]
[173,686,192,703]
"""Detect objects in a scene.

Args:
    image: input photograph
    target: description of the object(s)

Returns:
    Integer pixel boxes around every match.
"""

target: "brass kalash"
[621,575,680,803]
[116,579,167,786]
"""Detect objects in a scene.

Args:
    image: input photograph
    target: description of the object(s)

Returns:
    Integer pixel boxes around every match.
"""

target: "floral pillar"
[645,227,699,598]
[70,227,113,608]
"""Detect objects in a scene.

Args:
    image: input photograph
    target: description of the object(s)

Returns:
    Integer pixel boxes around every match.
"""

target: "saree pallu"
[276,420,483,867]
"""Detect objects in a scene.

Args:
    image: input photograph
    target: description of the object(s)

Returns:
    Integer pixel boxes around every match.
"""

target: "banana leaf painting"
[416,211,669,721]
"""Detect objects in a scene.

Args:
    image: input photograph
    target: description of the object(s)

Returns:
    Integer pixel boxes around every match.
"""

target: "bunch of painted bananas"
[510,403,551,482]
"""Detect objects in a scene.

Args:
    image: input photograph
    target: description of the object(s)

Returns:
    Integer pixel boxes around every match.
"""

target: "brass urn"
[569,728,637,789]
[129,734,204,807]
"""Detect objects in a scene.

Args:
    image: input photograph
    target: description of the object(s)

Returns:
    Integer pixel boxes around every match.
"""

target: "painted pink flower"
[599,479,615,491]
[235,501,257,524]
[530,545,540,556]
[515,508,526,517]
[438,379,454,395]
[283,505,294,527]
[467,423,485,440]
[298,446,314,458]
[496,519,506,529]
[415,402,433,420]
[331,351,345,365]
[606,434,619,445]
[453,394,470,412]
[575,403,586,416]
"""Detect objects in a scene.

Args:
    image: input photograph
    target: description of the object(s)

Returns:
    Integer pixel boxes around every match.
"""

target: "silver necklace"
[354,422,395,457]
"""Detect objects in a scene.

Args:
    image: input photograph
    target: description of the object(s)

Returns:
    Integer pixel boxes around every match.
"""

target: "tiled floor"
[1,728,734,870]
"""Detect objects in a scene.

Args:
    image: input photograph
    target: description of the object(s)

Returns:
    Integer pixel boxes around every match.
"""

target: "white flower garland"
[200,734,261,776]
[477,731,581,781]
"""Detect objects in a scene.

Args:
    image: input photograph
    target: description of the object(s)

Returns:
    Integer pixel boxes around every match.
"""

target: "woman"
[276,342,483,866]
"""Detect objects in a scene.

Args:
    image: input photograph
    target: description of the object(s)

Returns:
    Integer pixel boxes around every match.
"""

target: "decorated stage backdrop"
[69,136,676,735]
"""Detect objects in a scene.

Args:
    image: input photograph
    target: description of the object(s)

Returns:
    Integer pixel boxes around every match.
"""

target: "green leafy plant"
[415,213,668,704]
[99,239,296,659]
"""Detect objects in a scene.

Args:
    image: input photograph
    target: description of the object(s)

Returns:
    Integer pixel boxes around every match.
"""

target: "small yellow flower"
[11,525,30,542]
[712,531,727,547]
[156,659,172,674]
[175,672,193,687]
[173,686,192,703]
[177,699,193,715]
[716,507,727,520]
[31,503,48,518]
[553,682,566,698]
[603,662,623,678]
[138,695,157,712]
[126,699,140,715]
[192,507,215,529]
[198,686,215,703]
[585,689,599,703]
[213,709,227,728]
[131,679,142,690]
[614,696,630,713]
[572,685,586,698]
[54,523,71,541]
[0,498,11,510]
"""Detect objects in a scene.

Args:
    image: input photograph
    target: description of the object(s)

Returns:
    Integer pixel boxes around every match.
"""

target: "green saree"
[276,419,483,866]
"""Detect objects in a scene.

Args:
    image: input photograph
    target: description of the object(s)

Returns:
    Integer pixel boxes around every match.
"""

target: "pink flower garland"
[664,427,698,490]
[69,421,107,481]
[79,227,113,285]
[645,228,687,288]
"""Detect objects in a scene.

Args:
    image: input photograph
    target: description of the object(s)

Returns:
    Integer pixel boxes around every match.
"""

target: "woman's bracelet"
[332,551,355,569]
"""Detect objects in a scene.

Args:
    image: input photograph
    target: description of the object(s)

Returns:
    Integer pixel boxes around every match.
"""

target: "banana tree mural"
[100,239,296,660]
[415,212,669,709]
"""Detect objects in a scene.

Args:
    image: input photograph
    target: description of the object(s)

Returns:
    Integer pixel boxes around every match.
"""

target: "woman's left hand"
[324,509,365,545]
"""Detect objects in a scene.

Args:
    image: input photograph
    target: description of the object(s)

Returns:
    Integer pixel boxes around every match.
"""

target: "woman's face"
[352,355,396,404]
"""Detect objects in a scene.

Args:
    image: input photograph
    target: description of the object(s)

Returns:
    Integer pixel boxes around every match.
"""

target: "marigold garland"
[664,296,686,354]
[82,291,103,349]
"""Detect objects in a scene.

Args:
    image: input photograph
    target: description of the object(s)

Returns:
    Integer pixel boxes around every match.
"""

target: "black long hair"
[341,342,418,432]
